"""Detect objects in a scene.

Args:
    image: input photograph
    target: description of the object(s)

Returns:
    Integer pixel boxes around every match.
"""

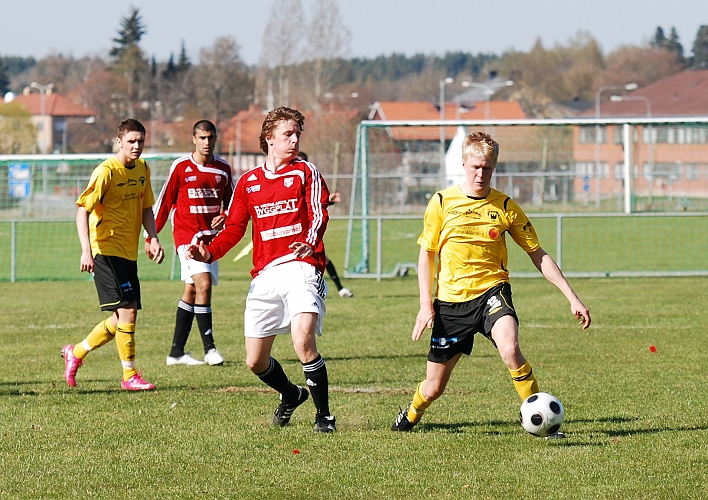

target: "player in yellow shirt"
[61,119,165,390]
[391,131,591,433]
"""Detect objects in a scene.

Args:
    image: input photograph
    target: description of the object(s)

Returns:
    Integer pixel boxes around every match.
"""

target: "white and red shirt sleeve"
[207,158,330,277]
[152,154,234,247]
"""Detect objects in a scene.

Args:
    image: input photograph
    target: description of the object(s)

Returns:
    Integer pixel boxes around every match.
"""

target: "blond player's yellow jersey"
[418,186,540,302]
[76,157,155,261]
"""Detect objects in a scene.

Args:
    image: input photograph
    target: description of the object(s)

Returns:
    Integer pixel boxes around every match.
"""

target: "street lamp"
[461,79,514,120]
[62,116,96,153]
[593,82,638,207]
[29,81,55,153]
[439,77,454,188]
[610,94,653,205]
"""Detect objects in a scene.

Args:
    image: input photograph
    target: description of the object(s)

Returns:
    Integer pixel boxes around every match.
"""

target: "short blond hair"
[461,131,499,166]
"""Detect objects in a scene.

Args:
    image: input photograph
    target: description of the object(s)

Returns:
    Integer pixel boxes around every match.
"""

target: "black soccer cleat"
[314,414,337,433]
[272,386,309,426]
[391,403,417,432]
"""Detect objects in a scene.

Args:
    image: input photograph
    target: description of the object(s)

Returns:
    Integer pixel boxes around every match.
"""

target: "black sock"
[194,303,215,353]
[303,355,329,416]
[325,260,344,291]
[256,357,299,402]
[169,300,194,358]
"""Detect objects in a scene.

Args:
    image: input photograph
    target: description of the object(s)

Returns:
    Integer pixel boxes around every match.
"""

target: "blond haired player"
[391,131,590,433]
[62,119,164,391]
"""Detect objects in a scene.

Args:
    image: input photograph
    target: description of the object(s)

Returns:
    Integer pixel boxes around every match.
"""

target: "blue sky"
[2,0,705,64]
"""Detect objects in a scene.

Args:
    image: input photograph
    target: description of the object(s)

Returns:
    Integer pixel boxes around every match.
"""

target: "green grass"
[1,276,707,498]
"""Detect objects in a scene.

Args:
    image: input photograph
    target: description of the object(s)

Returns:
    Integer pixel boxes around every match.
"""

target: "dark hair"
[296,151,308,161]
[193,120,217,136]
[259,107,305,154]
[117,118,146,139]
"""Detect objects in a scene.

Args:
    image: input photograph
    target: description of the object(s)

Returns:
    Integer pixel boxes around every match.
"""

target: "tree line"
[0,1,707,154]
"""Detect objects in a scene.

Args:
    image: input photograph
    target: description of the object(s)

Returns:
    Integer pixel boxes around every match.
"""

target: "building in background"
[13,91,97,154]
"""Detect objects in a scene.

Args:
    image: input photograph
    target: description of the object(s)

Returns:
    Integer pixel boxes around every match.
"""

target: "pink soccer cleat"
[121,372,156,391]
[61,344,84,387]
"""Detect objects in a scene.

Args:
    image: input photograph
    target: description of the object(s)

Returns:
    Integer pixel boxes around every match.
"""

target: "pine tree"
[110,7,146,60]
[176,41,191,73]
[650,27,666,50]
[691,25,708,69]
[162,54,177,80]
[0,62,9,95]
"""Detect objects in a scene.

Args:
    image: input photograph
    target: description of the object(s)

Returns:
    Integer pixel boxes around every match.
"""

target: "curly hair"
[461,131,499,166]
[259,107,305,154]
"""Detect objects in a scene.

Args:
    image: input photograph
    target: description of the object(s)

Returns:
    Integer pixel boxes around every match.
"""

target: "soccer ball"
[519,392,564,437]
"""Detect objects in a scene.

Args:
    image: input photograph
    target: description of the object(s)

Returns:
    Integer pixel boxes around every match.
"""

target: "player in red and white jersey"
[152,120,234,367]
[187,107,336,433]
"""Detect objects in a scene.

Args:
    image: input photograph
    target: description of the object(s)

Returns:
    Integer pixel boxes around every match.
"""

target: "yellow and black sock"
[407,381,432,424]
[73,319,117,359]
[115,322,136,381]
[509,361,539,401]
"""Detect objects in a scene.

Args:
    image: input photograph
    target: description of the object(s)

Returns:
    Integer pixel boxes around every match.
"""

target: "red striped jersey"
[153,153,234,247]
[207,158,330,277]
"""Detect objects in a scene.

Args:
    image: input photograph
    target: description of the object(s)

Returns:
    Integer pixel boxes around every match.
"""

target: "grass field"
[1,275,707,498]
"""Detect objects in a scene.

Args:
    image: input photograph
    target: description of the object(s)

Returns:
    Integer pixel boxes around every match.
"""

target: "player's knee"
[245,355,267,373]
[423,381,445,401]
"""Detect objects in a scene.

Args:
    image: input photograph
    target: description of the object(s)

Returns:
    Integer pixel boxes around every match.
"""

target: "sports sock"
[74,319,116,359]
[303,355,330,416]
[509,361,539,401]
[325,260,344,292]
[115,322,137,381]
[169,300,195,358]
[256,357,299,402]
[194,303,215,353]
[407,381,431,424]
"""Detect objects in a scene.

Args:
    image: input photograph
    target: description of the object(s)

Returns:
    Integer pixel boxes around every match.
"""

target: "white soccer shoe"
[338,287,353,298]
[166,353,205,366]
[204,348,224,366]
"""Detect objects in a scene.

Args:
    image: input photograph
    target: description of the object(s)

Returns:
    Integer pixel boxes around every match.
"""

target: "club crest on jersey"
[246,184,261,193]
[215,174,222,182]
[284,177,294,188]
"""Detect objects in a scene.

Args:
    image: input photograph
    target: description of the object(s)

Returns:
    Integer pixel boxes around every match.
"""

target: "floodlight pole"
[29,82,54,153]
[594,82,637,208]
[439,77,453,189]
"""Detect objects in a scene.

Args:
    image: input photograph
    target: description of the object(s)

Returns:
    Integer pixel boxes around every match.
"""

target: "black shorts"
[93,254,142,311]
[428,282,517,363]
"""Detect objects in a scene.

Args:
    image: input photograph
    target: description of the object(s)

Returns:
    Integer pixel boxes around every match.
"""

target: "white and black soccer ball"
[519,392,564,437]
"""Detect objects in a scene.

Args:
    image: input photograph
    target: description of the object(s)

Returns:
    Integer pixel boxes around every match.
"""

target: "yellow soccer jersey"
[76,157,155,261]
[418,186,540,302]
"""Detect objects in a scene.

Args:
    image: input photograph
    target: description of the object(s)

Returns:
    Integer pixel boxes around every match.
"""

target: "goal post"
[344,117,708,279]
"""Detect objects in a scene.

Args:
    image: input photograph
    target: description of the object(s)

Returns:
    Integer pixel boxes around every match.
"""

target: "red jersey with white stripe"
[207,158,330,277]
[153,153,234,247]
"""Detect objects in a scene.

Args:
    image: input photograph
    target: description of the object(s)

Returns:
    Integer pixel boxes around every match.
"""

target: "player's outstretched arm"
[76,206,94,273]
[528,247,591,329]
[412,247,436,340]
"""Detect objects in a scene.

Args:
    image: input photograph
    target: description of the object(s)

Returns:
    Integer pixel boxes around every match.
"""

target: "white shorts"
[244,260,327,338]
[177,245,219,285]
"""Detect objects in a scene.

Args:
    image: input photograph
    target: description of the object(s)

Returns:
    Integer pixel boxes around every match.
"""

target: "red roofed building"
[14,91,97,154]
[574,70,708,208]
